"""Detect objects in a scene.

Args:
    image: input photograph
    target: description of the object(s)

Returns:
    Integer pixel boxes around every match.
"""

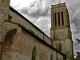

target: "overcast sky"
[10,0,80,57]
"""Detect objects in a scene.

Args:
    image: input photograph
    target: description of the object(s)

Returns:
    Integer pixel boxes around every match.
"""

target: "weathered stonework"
[50,2,74,60]
[0,0,74,60]
[1,22,65,60]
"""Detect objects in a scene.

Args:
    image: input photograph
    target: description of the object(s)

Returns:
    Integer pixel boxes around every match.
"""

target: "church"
[0,0,74,60]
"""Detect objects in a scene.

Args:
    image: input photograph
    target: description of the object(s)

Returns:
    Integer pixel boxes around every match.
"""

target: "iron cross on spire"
[59,0,60,4]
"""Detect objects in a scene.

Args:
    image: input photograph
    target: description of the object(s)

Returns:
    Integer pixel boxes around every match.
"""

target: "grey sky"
[10,0,80,57]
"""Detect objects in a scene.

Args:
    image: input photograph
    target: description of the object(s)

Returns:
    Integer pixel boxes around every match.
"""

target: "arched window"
[58,12,60,26]
[57,58,59,60]
[61,12,64,25]
[50,54,53,60]
[32,46,39,60]
[55,13,57,26]
[59,45,61,51]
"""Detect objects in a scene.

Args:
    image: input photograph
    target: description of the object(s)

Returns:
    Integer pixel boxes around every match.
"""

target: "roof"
[9,7,52,41]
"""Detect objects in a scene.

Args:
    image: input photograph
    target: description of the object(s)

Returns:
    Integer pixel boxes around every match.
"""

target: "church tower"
[50,2,74,60]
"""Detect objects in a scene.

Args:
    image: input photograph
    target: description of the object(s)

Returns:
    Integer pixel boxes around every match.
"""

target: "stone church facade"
[0,0,74,60]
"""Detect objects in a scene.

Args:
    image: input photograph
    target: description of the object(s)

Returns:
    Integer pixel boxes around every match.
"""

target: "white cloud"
[10,0,35,9]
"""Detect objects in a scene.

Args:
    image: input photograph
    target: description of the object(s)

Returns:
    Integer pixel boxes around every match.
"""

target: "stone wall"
[1,22,65,60]
[54,39,74,60]
[0,0,10,60]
